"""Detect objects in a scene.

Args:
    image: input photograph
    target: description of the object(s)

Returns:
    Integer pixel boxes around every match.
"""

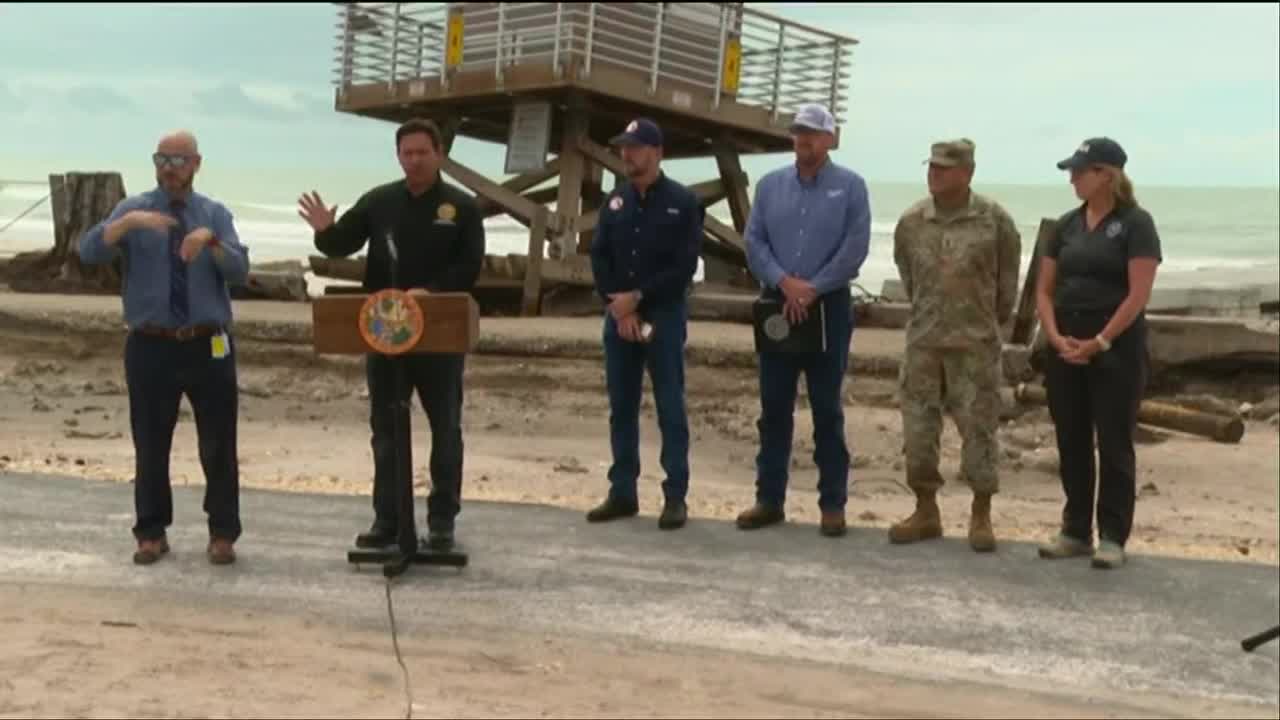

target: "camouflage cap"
[926,139,976,168]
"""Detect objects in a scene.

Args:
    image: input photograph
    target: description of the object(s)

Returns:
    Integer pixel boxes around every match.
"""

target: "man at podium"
[298,119,485,552]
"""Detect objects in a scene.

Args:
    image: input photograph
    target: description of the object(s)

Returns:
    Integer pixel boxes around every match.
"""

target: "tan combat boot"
[888,490,943,544]
[969,493,996,553]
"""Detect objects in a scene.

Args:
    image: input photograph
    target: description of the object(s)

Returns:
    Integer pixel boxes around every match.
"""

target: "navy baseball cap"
[1057,137,1128,170]
[610,118,663,147]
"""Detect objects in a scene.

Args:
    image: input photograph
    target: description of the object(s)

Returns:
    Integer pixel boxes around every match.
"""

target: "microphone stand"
[346,232,467,578]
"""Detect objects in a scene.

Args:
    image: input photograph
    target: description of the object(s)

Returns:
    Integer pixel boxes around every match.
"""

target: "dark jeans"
[1045,310,1148,547]
[366,352,465,531]
[124,331,240,542]
[602,301,690,505]
[755,287,854,512]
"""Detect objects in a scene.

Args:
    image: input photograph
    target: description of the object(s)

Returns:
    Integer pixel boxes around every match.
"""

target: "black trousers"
[366,352,465,531]
[124,331,240,543]
[1044,310,1148,547]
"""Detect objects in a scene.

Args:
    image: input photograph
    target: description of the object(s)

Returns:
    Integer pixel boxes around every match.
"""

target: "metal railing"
[332,2,855,125]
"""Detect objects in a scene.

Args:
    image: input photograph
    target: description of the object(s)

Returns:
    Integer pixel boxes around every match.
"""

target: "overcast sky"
[2,2,1277,201]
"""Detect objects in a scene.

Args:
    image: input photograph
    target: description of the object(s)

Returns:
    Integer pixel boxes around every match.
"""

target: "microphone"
[383,231,399,289]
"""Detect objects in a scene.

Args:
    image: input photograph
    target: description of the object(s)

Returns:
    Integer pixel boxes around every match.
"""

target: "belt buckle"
[175,326,197,341]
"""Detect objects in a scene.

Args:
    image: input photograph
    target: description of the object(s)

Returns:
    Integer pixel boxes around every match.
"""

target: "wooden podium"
[311,288,480,577]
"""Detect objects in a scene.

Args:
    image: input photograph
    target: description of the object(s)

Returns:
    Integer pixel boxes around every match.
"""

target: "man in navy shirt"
[80,130,250,566]
[587,118,704,530]
[740,104,872,537]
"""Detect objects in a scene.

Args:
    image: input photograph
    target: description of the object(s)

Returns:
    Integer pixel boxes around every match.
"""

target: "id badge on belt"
[211,332,230,359]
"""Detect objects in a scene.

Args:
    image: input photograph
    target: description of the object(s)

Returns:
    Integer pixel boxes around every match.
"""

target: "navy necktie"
[169,199,190,326]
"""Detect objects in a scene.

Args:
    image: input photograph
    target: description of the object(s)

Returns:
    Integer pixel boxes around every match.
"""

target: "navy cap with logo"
[610,118,664,148]
[1057,137,1128,171]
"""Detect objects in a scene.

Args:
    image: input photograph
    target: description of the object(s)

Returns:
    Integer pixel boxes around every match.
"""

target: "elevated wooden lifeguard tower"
[325,2,857,314]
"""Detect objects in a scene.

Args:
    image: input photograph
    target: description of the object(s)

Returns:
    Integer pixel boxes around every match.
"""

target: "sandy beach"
[2,288,1277,566]
[1,290,1278,719]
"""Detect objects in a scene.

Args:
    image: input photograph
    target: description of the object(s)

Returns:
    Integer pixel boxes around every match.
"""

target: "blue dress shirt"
[745,160,872,294]
[80,187,250,330]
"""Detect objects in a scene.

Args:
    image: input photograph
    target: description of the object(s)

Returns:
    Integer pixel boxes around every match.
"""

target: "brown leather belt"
[133,324,223,341]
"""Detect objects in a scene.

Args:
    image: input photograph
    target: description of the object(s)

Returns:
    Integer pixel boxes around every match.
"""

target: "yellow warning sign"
[721,37,742,94]
[445,11,465,69]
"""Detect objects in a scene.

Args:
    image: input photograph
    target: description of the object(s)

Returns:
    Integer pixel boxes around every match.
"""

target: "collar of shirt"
[149,186,194,210]
[1067,202,1137,236]
[620,171,670,205]
[923,191,978,222]
[791,157,833,188]
[401,177,443,202]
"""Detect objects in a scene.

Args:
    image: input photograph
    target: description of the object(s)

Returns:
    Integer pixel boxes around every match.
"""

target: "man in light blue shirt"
[80,130,250,567]
[738,104,872,537]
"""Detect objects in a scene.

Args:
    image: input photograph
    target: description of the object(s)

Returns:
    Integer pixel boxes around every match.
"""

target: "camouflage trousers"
[898,343,1002,495]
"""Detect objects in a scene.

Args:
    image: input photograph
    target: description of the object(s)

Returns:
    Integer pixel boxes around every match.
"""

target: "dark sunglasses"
[153,153,195,169]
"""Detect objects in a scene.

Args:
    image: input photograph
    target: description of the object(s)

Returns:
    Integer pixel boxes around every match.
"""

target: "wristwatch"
[1095,334,1112,352]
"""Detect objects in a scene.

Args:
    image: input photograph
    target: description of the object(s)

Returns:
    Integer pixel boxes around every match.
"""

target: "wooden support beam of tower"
[522,206,550,316]
[577,160,604,254]
[481,187,559,221]
[689,178,729,209]
[555,104,589,259]
[475,160,561,217]
[713,142,753,232]
[577,137,626,178]
[703,213,746,255]
[442,157,563,238]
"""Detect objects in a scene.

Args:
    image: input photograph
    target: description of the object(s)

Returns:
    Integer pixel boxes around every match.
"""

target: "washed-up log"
[231,270,309,302]
[1015,383,1245,444]
[5,173,125,294]
[309,255,365,283]
[309,253,595,289]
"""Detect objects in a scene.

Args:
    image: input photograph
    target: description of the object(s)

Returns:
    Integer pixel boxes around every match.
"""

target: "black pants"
[1044,310,1148,547]
[124,331,240,542]
[366,352,465,532]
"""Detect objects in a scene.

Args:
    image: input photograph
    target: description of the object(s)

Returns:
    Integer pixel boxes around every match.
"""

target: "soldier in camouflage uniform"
[889,139,1022,552]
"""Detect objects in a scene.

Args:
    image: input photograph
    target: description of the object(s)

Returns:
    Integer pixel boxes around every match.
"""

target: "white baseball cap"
[790,104,836,134]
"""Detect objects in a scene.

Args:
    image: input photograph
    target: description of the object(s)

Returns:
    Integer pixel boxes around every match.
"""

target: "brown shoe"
[132,537,170,565]
[968,493,997,553]
[736,503,785,530]
[207,538,236,565]
[888,490,943,544]
[820,511,847,538]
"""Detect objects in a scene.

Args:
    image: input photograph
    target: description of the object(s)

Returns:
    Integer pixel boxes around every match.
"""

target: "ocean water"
[2,178,1276,295]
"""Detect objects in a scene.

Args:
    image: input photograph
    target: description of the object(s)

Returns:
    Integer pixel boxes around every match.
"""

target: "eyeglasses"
[153,153,195,169]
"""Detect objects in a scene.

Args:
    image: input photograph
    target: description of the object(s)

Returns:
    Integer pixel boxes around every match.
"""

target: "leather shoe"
[355,523,398,549]
[207,538,236,565]
[132,537,170,565]
[425,528,455,552]
[820,510,847,538]
[736,503,785,530]
[586,497,639,523]
[658,501,687,530]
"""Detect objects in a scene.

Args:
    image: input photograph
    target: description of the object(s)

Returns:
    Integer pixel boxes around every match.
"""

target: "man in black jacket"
[587,118,704,530]
[298,118,484,551]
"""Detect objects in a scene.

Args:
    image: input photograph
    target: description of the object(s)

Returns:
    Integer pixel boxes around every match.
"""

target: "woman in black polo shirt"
[1034,137,1162,570]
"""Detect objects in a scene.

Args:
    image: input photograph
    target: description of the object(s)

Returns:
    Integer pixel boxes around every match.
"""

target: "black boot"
[658,500,687,530]
[425,528,455,552]
[586,497,640,523]
[355,522,397,549]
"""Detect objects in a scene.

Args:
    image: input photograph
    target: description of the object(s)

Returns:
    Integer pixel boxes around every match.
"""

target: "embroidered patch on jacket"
[1105,221,1123,238]
[436,203,457,223]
